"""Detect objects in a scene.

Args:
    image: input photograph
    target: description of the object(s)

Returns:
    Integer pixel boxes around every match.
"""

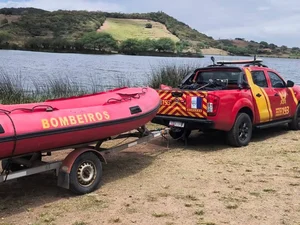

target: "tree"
[119,38,141,54]
[145,23,152,28]
[0,18,8,25]
[196,42,207,49]
[259,41,268,48]
[140,38,156,51]
[154,38,175,52]
[291,47,300,54]
[80,32,118,52]
[94,33,118,52]
[280,45,288,52]
[268,43,277,49]
[175,40,190,53]
[0,32,11,46]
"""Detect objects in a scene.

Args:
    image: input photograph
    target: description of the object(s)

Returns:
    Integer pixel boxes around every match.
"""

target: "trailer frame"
[0,126,170,195]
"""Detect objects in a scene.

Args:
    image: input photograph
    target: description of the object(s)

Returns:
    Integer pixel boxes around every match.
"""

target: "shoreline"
[1,48,299,59]
[0,47,204,58]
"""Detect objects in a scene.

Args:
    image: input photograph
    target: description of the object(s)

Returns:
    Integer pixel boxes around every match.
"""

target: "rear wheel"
[69,152,102,195]
[288,104,300,130]
[227,113,252,147]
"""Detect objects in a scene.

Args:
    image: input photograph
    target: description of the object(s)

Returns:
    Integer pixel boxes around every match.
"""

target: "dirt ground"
[0,125,300,225]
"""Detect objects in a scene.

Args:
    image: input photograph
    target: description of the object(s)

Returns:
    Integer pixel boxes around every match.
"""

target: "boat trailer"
[0,126,170,195]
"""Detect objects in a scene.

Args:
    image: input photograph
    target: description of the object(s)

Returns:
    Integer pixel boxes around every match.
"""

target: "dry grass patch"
[98,18,179,42]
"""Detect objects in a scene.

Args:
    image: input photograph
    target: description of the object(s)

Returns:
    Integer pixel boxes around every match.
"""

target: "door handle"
[256,93,261,97]
[274,93,279,96]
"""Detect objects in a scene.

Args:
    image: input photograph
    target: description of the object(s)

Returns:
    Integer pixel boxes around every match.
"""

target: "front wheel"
[69,152,102,195]
[226,113,252,147]
[288,104,300,130]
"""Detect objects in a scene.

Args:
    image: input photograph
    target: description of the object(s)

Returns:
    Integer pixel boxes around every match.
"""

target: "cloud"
[0,0,124,12]
[257,6,270,11]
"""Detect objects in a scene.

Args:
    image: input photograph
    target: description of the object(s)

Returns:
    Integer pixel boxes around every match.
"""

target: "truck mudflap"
[157,90,208,118]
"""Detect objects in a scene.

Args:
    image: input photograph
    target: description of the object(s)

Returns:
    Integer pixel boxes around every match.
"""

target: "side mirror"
[287,80,294,87]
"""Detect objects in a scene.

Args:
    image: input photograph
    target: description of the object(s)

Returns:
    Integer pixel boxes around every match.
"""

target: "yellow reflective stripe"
[245,68,271,123]
[289,88,298,105]
[260,88,273,119]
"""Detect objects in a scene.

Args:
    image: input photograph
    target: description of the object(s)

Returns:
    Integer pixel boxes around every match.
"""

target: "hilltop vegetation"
[0,7,299,58]
[0,8,210,57]
[215,38,300,58]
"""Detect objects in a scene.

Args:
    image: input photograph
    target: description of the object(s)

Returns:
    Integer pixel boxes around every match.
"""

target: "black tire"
[226,113,252,147]
[288,104,300,130]
[169,128,191,140]
[69,152,102,195]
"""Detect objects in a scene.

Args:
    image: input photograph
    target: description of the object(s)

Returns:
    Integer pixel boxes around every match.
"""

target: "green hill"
[0,8,216,57]
[0,7,299,58]
[216,38,299,58]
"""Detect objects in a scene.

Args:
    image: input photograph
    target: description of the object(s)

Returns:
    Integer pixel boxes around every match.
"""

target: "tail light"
[207,94,219,116]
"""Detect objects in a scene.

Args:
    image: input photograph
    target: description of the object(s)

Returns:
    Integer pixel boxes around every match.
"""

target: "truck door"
[266,71,296,119]
[246,69,272,123]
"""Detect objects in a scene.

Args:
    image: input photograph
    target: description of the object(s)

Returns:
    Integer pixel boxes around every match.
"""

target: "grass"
[73,222,88,225]
[98,18,180,42]
[0,62,200,104]
[152,212,170,218]
[148,61,200,89]
[0,69,133,104]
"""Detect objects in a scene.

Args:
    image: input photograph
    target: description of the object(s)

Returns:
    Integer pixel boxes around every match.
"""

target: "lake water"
[0,50,300,90]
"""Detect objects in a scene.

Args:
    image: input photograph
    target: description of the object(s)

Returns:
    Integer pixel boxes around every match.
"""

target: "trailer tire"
[69,152,102,195]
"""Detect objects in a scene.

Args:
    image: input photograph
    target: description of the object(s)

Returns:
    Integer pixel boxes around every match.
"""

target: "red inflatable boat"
[0,86,160,160]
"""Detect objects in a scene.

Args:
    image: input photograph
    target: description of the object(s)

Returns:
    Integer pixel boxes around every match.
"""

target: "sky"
[0,0,300,47]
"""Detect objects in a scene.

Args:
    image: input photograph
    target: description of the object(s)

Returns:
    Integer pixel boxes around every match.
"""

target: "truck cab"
[151,57,300,147]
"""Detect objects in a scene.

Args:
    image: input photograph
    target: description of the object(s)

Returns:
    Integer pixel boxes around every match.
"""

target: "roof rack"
[210,56,268,68]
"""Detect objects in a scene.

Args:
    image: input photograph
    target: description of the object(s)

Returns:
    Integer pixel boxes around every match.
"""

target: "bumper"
[151,115,215,130]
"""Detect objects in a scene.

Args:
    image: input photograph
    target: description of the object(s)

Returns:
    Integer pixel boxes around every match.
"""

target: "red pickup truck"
[151,57,300,147]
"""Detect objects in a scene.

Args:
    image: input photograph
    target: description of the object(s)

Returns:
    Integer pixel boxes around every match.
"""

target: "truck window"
[268,71,285,88]
[194,70,242,84]
[251,71,268,88]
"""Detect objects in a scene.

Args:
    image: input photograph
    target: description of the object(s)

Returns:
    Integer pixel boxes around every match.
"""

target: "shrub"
[145,23,152,28]
[0,18,8,25]
[148,62,200,89]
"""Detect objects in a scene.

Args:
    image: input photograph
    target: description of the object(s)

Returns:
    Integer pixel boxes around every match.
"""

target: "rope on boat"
[0,110,17,181]
[106,87,148,104]
[0,105,56,181]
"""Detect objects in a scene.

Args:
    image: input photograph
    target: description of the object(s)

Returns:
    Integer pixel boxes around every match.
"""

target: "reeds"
[0,69,133,104]
[147,61,200,89]
[0,62,200,104]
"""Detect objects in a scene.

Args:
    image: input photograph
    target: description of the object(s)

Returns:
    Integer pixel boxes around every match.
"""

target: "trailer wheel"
[69,152,102,195]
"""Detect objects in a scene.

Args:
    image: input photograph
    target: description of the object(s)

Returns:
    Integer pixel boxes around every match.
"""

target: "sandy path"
[0,126,300,225]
